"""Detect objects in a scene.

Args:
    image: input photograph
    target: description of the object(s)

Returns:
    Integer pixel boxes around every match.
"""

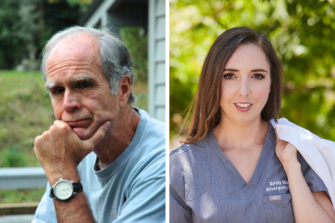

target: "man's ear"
[118,75,131,107]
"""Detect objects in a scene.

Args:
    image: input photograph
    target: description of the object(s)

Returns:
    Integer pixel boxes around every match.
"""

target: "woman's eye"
[223,73,235,79]
[253,74,265,80]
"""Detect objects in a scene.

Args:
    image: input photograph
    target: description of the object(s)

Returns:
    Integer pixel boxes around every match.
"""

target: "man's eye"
[76,81,92,89]
[52,87,65,94]
[223,73,236,79]
[253,74,265,80]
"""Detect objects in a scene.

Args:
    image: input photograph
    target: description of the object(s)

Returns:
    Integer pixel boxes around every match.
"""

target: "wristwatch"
[49,178,83,201]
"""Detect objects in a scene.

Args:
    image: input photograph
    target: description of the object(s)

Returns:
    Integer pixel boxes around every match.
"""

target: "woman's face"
[220,43,271,125]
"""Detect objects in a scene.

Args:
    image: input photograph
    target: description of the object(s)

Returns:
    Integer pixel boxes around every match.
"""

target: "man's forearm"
[51,173,96,223]
[54,193,95,223]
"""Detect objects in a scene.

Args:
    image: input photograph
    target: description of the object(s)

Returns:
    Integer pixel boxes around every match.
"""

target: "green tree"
[0,0,82,70]
[170,0,335,146]
[0,1,26,69]
[120,27,148,83]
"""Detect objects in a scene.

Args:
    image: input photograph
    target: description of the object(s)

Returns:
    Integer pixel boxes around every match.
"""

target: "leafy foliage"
[170,0,335,145]
[0,1,26,69]
[0,0,81,70]
[120,27,148,83]
[66,0,93,10]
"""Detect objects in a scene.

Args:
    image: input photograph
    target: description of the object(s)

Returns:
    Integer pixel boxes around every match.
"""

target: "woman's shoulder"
[170,132,215,162]
[170,142,202,162]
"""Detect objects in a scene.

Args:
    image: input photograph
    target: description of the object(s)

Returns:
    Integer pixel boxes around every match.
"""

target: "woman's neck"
[213,116,269,151]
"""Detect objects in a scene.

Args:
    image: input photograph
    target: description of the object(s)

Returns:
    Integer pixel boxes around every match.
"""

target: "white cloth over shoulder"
[270,118,335,210]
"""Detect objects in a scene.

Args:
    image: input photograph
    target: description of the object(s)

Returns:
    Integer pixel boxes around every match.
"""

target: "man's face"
[45,33,119,140]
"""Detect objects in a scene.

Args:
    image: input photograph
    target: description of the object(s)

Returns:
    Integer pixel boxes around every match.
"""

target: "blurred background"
[0,0,167,220]
[170,0,335,150]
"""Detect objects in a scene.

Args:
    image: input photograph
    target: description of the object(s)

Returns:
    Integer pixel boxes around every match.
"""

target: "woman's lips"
[234,103,252,112]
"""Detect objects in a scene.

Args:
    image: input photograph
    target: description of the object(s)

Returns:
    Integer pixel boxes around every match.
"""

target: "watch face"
[54,181,73,200]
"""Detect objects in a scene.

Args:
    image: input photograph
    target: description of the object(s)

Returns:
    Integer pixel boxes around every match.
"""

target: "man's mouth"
[66,119,92,128]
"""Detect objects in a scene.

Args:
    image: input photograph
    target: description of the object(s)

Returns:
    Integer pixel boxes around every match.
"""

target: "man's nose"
[63,90,81,112]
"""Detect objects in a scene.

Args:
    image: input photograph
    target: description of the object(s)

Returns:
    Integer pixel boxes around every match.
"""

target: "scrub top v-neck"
[170,124,327,223]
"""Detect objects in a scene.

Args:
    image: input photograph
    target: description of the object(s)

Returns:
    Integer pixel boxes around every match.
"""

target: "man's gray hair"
[41,26,135,103]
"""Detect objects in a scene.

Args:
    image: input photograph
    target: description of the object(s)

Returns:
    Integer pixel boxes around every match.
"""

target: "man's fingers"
[83,121,111,150]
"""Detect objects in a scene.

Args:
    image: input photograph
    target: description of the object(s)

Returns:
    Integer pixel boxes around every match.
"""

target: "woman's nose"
[237,78,251,97]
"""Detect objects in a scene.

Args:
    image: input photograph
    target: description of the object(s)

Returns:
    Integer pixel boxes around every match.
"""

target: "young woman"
[170,27,335,223]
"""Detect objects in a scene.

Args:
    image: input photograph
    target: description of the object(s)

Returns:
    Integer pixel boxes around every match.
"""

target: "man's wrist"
[49,172,80,186]
[50,178,83,201]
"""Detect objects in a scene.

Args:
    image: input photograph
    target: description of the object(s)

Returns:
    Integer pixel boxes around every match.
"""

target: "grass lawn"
[0,70,53,168]
[0,69,148,203]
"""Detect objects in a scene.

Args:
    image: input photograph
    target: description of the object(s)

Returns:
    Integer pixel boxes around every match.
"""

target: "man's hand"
[34,120,110,185]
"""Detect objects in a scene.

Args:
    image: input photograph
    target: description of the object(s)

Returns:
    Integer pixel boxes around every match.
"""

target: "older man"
[32,26,165,222]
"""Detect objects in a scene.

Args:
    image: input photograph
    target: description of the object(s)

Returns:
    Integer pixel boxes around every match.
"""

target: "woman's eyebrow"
[224,68,239,72]
[223,68,268,73]
[251,69,268,73]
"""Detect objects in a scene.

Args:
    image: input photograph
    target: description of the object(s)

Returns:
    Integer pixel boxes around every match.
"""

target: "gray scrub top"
[170,124,327,223]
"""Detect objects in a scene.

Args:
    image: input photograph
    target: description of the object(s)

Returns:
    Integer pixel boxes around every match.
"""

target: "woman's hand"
[275,130,299,166]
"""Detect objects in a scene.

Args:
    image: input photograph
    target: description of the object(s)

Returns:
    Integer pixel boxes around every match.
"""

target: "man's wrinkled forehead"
[46,33,102,69]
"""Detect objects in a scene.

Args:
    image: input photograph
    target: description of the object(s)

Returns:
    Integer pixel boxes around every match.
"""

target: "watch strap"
[72,182,83,194]
[49,186,55,198]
